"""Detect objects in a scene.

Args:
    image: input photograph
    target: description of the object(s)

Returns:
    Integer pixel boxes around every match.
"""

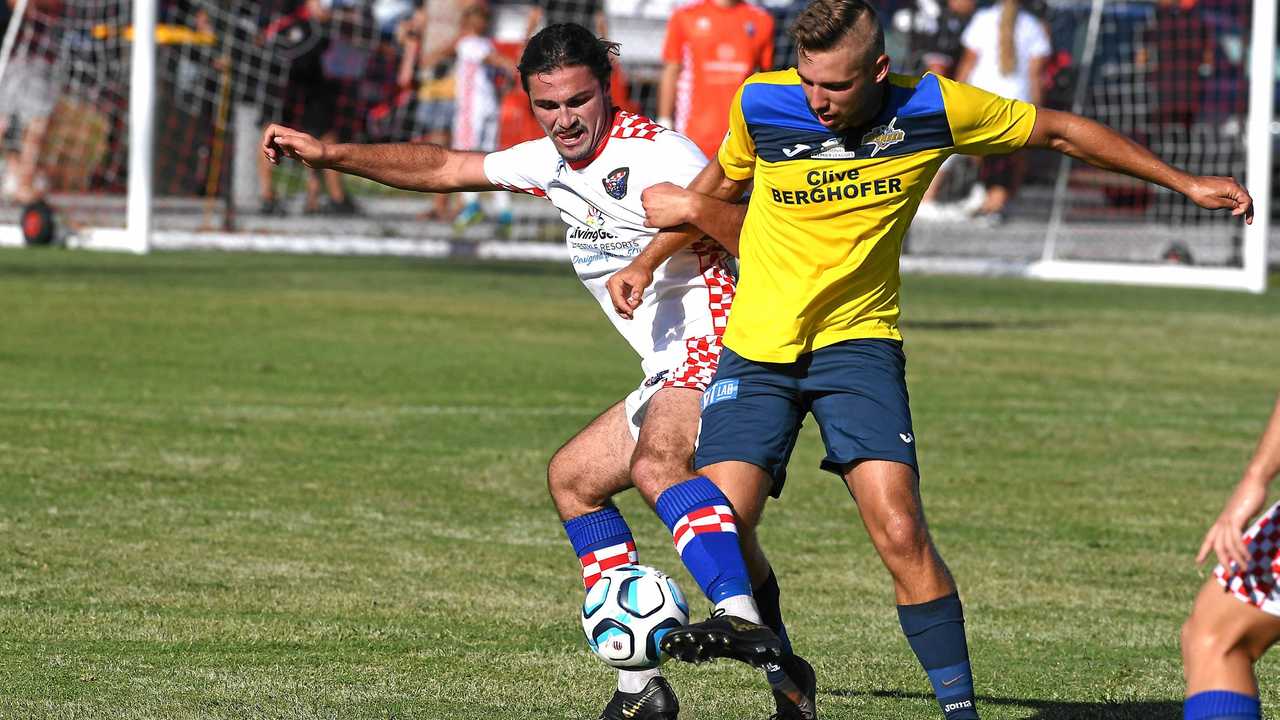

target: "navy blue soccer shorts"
[693,338,918,497]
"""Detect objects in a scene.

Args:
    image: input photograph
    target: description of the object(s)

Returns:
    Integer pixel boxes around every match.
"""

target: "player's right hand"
[607,261,653,320]
[262,124,328,169]
[1196,477,1266,571]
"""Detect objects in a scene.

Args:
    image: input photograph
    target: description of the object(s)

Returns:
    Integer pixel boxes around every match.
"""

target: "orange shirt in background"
[662,0,774,160]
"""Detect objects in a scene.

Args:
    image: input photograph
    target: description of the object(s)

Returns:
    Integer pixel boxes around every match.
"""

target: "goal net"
[901,0,1273,292]
[0,0,1272,292]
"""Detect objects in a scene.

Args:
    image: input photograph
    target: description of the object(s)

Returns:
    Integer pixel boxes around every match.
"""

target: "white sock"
[714,594,762,624]
[617,668,661,693]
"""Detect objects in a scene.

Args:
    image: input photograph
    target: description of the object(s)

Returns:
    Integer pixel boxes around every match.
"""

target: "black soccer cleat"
[765,654,818,720]
[598,676,679,720]
[658,611,783,667]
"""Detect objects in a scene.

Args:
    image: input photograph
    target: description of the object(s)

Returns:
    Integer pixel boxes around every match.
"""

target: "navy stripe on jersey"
[744,73,955,164]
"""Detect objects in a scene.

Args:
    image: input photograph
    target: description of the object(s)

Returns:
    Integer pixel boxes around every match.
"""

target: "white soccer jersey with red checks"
[482,111,735,388]
[1215,500,1280,616]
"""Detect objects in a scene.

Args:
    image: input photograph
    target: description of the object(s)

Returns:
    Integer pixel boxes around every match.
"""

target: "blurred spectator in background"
[902,0,976,216]
[257,0,358,215]
[759,0,803,70]
[372,0,416,37]
[952,0,1050,224]
[658,0,773,160]
[394,3,458,219]
[526,0,607,38]
[0,0,61,204]
[893,0,974,77]
[0,0,57,205]
[447,3,516,232]
[1137,0,1215,131]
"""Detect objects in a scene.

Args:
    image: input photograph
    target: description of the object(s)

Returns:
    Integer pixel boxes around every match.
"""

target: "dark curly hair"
[518,23,620,93]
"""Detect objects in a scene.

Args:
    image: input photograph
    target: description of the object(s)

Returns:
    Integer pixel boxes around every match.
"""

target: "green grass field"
[2,248,1278,719]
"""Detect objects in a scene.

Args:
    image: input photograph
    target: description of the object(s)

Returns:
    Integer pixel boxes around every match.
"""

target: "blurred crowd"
[0,0,1260,223]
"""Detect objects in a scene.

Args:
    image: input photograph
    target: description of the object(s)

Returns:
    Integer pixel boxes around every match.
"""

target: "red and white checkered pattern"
[1215,500,1280,617]
[611,111,665,141]
[580,540,638,589]
[693,242,735,337]
[665,335,722,391]
[672,505,737,555]
[660,242,736,391]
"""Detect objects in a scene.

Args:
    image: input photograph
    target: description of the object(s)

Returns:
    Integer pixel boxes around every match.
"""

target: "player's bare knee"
[1182,611,1243,662]
[629,447,687,502]
[547,450,593,508]
[872,511,929,557]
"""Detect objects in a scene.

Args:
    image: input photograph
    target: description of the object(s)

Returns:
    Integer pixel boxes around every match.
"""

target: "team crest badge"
[744,21,756,37]
[602,167,630,200]
[861,117,906,157]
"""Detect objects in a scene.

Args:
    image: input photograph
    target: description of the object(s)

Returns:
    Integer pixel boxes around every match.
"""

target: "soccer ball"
[581,564,690,669]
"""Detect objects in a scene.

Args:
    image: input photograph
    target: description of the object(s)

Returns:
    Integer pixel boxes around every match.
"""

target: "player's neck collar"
[566,107,619,171]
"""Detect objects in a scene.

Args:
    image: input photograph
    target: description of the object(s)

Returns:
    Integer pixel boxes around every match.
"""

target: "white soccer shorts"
[623,334,723,439]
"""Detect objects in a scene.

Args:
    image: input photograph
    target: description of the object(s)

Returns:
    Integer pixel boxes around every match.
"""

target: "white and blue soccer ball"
[581,564,690,669]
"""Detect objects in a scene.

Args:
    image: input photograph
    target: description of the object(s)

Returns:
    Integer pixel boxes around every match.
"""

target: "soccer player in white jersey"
[1183,393,1280,720]
[263,23,814,720]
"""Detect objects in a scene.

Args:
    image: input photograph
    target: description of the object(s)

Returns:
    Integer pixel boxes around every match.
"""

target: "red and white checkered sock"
[579,539,638,589]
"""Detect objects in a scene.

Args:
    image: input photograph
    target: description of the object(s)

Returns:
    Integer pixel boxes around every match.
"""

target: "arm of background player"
[262,124,495,192]
[1025,108,1253,223]
[606,161,749,319]
[1198,394,1280,569]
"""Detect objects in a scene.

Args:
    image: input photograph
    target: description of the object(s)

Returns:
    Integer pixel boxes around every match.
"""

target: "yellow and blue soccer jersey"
[718,70,1037,362]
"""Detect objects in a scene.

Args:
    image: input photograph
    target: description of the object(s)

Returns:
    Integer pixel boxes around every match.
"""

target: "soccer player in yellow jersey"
[605,1,1254,718]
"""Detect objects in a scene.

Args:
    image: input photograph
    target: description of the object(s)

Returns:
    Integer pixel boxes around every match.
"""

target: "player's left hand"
[642,183,697,229]
[1185,176,1254,225]
[1196,477,1266,571]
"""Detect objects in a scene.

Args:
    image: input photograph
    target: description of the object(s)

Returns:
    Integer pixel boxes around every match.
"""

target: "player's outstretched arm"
[607,161,749,319]
[1026,109,1253,224]
[261,124,495,193]
[1197,394,1280,569]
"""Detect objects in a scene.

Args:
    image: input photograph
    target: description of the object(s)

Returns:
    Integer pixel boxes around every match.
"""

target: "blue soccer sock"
[655,476,753,605]
[1184,691,1261,720]
[563,506,637,590]
[754,569,794,656]
[898,593,979,720]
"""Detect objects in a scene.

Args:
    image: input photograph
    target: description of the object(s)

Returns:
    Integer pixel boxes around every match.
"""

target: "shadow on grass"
[825,689,1181,719]
[901,319,1057,332]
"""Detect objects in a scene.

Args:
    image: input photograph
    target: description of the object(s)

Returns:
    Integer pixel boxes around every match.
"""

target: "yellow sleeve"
[717,84,755,180]
[939,75,1038,156]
